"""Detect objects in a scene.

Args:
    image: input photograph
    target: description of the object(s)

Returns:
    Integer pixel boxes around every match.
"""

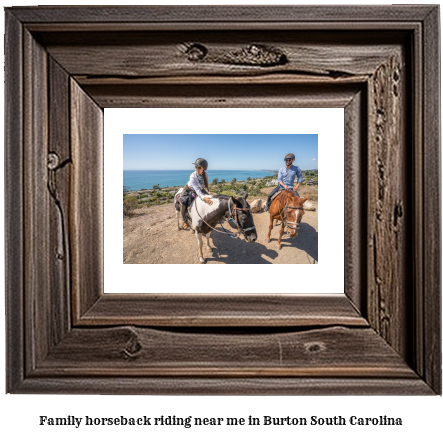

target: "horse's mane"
[211,194,232,200]
[277,190,301,205]
[212,194,247,202]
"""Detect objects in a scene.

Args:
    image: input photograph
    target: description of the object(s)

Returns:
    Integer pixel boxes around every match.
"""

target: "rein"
[227,199,256,235]
[276,190,304,232]
[193,197,255,239]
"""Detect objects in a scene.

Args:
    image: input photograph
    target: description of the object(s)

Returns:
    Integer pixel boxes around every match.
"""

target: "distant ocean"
[123,170,275,191]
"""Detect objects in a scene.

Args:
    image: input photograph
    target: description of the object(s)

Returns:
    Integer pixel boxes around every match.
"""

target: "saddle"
[271,189,300,203]
[270,191,282,202]
[178,187,197,209]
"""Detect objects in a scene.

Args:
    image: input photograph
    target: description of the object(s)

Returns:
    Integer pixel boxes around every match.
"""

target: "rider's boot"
[180,203,190,229]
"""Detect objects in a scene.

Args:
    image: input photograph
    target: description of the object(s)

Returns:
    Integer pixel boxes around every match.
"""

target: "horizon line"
[122,169,278,171]
[122,168,318,171]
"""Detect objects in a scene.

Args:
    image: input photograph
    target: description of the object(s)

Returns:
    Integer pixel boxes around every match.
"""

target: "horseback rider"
[180,158,213,229]
[263,153,304,211]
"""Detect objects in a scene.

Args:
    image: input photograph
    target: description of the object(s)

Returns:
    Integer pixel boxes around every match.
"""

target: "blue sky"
[123,134,318,171]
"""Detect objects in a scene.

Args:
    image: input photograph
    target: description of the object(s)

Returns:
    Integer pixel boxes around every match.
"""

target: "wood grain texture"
[344,90,366,314]
[13,376,434,396]
[40,31,403,80]
[84,83,361,109]
[37,326,415,378]
[23,29,50,372]
[48,58,72,346]
[70,81,104,320]
[79,294,367,327]
[422,6,441,394]
[4,10,24,393]
[4,5,441,394]
[8,5,436,23]
[366,51,409,358]
[411,19,425,382]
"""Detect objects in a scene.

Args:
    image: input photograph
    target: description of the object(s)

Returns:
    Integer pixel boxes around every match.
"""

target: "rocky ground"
[123,186,318,264]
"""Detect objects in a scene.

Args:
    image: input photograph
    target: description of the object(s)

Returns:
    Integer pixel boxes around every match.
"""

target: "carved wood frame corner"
[5,5,441,394]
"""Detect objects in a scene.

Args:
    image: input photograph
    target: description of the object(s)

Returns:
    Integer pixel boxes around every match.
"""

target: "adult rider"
[264,153,304,212]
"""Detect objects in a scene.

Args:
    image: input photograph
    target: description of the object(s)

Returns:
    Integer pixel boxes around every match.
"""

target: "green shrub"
[123,196,138,216]
[214,184,224,194]
[248,186,262,196]
[220,190,237,197]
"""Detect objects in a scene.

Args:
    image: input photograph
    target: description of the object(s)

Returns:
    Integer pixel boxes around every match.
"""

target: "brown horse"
[265,190,309,250]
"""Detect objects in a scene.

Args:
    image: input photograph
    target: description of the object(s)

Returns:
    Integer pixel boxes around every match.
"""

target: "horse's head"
[232,193,257,243]
[285,193,309,238]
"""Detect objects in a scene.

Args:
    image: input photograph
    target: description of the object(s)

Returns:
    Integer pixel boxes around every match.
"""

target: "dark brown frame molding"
[5,6,441,394]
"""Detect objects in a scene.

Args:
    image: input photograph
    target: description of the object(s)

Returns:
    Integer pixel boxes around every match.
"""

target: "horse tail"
[174,187,184,211]
[175,187,184,197]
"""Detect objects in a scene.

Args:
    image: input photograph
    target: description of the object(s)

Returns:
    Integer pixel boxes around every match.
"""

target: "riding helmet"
[193,158,208,169]
[285,153,295,160]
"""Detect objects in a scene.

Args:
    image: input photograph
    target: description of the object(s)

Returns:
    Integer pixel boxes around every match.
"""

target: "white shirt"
[187,171,207,200]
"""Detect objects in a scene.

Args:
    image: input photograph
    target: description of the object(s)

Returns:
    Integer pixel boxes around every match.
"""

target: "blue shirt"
[278,165,303,188]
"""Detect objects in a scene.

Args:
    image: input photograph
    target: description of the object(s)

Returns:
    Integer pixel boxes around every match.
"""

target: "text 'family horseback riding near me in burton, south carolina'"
[38,414,403,428]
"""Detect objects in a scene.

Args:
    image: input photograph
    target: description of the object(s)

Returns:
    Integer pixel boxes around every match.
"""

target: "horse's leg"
[195,230,205,264]
[266,215,274,243]
[277,223,285,250]
[175,205,181,231]
[205,231,214,252]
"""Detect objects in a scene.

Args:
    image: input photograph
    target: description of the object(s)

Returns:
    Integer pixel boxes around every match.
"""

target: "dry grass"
[261,185,318,200]
[299,185,318,195]
[299,185,318,201]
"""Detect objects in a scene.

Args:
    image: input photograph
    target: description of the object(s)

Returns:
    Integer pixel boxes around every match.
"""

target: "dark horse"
[174,189,257,263]
[265,189,309,250]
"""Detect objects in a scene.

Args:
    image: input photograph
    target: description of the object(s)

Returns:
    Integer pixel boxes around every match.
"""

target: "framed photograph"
[119,130,321,265]
[5,5,440,394]
[106,108,342,294]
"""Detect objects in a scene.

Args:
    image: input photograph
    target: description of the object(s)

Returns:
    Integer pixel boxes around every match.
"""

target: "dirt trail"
[123,193,318,264]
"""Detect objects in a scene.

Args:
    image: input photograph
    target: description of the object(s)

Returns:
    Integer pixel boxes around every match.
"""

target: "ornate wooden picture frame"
[5,6,441,394]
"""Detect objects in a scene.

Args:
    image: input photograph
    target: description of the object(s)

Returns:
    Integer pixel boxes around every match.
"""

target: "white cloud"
[312,158,316,161]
